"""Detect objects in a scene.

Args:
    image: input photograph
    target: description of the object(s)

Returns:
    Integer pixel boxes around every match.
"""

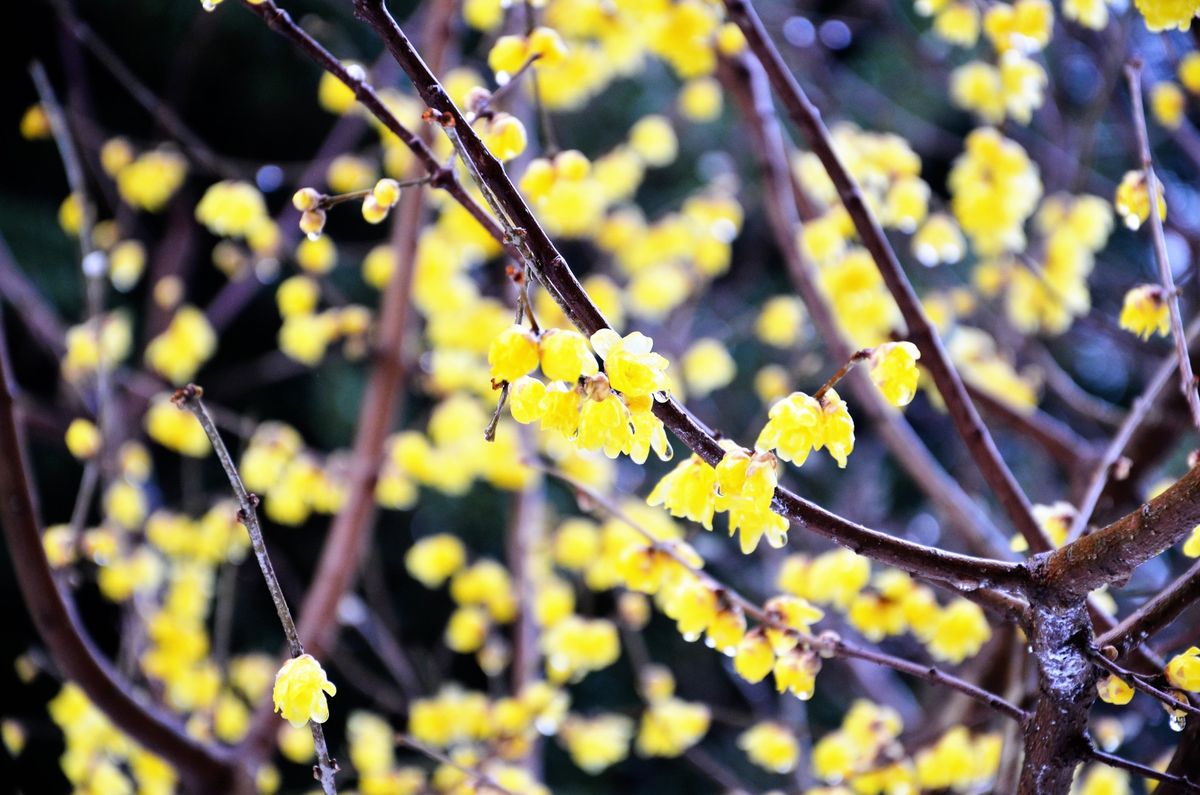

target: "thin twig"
[173,385,339,795]
[1090,649,1200,718]
[1126,61,1200,430]
[1089,747,1200,793]
[812,348,871,401]
[1064,316,1200,544]
[397,734,519,795]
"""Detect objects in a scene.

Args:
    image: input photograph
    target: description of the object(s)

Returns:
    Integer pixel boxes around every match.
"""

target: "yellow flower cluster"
[779,551,992,663]
[501,327,673,464]
[599,191,743,320]
[758,389,856,468]
[947,327,1041,412]
[102,138,188,213]
[144,305,217,385]
[1115,169,1168,230]
[1134,0,1200,31]
[48,684,177,794]
[409,682,567,763]
[649,447,790,554]
[62,312,132,384]
[951,51,1047,125]
[971,192,1113,335]
[239,422,361,525]
[949,127,1042,257]
[1119,284,1170,341]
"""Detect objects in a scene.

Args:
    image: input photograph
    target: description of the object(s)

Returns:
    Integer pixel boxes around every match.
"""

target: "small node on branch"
[171,383,204,407]
[421,108,455,127]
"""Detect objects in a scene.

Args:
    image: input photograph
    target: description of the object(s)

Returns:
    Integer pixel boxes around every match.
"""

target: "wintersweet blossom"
[272,654,337,728]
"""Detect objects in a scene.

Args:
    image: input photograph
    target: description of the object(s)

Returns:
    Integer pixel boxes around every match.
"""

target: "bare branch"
[1126,61,1200,431]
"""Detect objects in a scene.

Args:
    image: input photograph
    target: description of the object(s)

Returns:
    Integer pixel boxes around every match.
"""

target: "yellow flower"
[508,376,548,424]
[590,329,670,397]
[1183,525,1200,557]
[629,115,678,167]
[625,394,673,465]
[925,599,991,663]
[681,338,736,398]
[647,454,718,529]
[561,714,633,773]
[488,324,540,383]
[19,104,49,140]
[1064,0,1111,29]
[405,534,467,588]
[912,213,966,266]
[756,392,822,466]
[933,3,980,46]
[1166,646,1200,691]
[1118,285,1170,341]
[1182,52,1200,93]
[773,647,820,699]
[480,114,527,162]
[1134,0,1200,31]
[868,342,921,407]
[539,382,582,436]
[577,388,635,459]
[272,653,337,728]
[1114,169,1167,230]
[195,180,268,238]
[716,448,788,553]
[144,305,217,385]
[1151,82,1187,129]
[539,329,599,382]
[734,628,775,683]
[756,296,805,348]
[65,418,101,460]
[678,77,722,122]
[1096,674,1135,705]
[738,722,799,773]
[317,66,359,114]
[635,697,710,757]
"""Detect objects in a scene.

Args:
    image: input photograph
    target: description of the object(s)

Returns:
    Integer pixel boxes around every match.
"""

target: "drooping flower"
[272,654,337,728]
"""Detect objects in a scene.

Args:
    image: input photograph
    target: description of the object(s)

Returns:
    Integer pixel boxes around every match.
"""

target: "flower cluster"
[499,326,673,464]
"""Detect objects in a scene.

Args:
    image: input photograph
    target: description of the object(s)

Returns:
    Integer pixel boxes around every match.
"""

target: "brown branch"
[1090,650,1200,718]
[1064,318,1200,544]
[1041,462,1200,597]
[720,0,1048,553]
[547,466,1028,722]
[0,328,244,793]
[1097,558,1200,656]
[1126,61,1200,430]
[349,0,1029,594]
[1090,748,1200,793]
[720,53,1011,557]
[965,383,1098,473]
[237,0,514,257]
[175,386,339,795]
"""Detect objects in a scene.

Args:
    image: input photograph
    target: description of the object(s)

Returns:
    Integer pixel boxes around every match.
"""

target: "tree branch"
[1041,462,1200,597]
[1126,61,1200,430]
[348,0,1030,594]
[719,52,1011,559]
[720,0,1048,553]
